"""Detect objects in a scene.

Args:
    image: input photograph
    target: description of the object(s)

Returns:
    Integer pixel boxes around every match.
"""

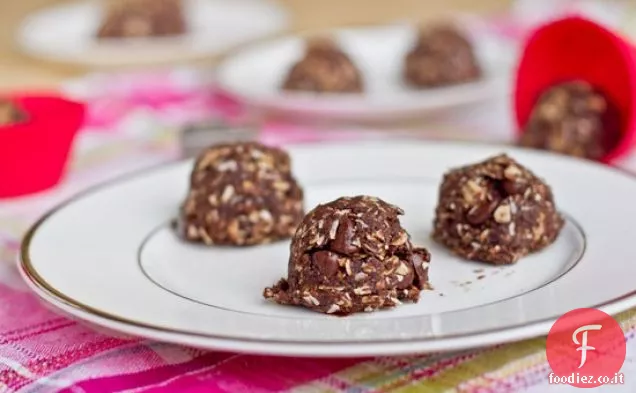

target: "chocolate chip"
[312,251,340,277]
[501,179,527,196]
[277,279,290,291]
[466,199,499,225]
[331,218,358,255]
[411,249,430,289]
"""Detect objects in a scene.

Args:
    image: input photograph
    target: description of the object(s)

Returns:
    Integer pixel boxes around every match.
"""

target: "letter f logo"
[573,324,602,368]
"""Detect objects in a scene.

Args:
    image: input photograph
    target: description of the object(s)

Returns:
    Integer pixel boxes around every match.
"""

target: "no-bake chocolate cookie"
[432,154,564,265]
[264,196,431,315]
[519,81,620,160]
[0,100,26,126]
[282,38,364,93]
[176,142,304,246]
[404,24,481,88]
[96,0,186,39]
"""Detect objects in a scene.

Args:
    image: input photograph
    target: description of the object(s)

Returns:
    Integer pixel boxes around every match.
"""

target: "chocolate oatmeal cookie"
[432,154,564,265]
[282,37,364,93]
[404,24,481,88]
[97,0,186,39]
[264,196,431,315]
[176,142,304,246]
[519,81,620,160]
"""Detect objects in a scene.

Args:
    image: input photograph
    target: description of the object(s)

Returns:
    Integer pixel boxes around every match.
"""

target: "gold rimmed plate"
[18,140,636,357]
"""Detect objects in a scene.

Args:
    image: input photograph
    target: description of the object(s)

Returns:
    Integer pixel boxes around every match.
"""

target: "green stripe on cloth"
[391,340,545,393]
[617,309,636,330]
[292,310,636,392]
[291,342,538,392]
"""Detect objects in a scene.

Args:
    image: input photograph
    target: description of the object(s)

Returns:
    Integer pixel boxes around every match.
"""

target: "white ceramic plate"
[215,24,515,120]
[19,141,636,357]
[16,0,289,68]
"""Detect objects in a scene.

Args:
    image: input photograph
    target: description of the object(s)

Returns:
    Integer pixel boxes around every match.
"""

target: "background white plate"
[19,141,636,357]
[16,0,289,68]
[215,24,515,120]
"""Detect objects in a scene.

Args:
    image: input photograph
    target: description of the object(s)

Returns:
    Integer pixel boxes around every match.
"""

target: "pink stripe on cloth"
[0,282,139,392]
[60,352,235,393]
[67,69,248,132]
[132,356,362,393]
[58,354,361,393]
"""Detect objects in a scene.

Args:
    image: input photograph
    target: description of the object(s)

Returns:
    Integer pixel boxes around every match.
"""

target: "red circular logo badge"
[546,308,626,388]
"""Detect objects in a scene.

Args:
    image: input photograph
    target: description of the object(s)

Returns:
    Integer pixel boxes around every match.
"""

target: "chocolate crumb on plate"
[519,81,621,160]
[176,142,304,246]
[264,195,431,315]
[432,154,564,265]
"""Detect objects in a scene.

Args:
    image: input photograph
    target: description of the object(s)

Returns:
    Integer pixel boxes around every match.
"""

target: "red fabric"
[514,16,636,164]
[0,95,85,198]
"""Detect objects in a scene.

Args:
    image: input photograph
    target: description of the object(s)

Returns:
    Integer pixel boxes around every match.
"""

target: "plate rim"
[18,140,636,354]
[11,264,563,356]
[18,258,636,357]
